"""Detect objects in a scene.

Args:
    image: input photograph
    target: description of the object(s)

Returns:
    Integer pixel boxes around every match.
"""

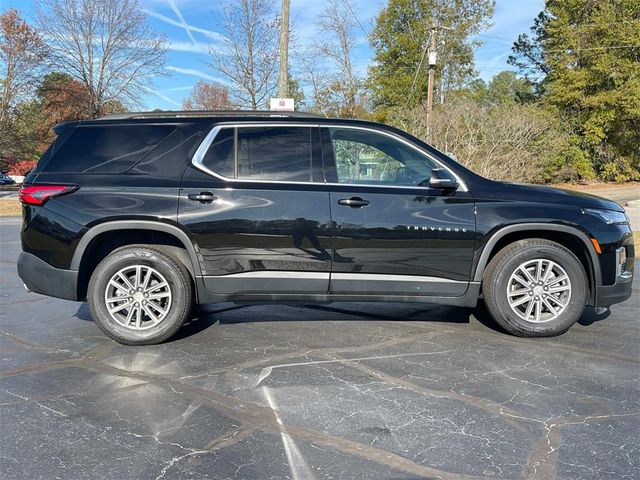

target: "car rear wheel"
[482,239,588,337]
[88,246,192,345]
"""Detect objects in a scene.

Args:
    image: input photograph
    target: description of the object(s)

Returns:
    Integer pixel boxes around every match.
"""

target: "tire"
[482,239,588,337]
[88,246,193,345]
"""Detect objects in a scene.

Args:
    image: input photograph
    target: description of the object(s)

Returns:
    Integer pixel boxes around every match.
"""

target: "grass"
[0,199,22,216]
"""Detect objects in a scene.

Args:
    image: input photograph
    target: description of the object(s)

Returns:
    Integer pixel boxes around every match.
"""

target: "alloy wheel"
[104,265,172,330]
[506,259,572,323]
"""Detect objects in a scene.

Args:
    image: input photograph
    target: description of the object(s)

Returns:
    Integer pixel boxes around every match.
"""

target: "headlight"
[583,208,629,225]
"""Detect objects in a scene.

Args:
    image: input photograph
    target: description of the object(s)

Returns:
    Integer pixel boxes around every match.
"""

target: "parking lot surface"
[1,216,638,479]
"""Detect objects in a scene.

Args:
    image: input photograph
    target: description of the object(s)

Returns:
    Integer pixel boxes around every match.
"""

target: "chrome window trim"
[191,122,469,192]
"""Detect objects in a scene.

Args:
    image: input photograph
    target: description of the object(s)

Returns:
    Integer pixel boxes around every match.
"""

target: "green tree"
[508,11,549,94]
[460,71,535,106]
[367,0,495,119]
[511,0,640,181]
[287,76,305,111]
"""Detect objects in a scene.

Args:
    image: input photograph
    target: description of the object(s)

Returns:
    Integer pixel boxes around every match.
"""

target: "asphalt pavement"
[0,216,638,479]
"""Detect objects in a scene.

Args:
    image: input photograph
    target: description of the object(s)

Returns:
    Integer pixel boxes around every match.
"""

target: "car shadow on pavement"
[577,306,611,326]
[73,299,612,343]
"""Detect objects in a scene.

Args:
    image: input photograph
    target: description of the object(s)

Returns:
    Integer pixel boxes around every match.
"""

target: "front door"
[321,126,476,296]
[179,124,332,295]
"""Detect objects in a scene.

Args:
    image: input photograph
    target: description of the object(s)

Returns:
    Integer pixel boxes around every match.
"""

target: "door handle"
[187,192,217,203]
[338,197,370,208]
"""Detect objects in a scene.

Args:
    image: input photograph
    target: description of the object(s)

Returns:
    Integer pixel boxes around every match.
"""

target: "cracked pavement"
[1,217,639,479]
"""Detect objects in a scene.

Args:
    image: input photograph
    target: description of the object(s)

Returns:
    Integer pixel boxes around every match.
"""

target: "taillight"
[19,185,77,206]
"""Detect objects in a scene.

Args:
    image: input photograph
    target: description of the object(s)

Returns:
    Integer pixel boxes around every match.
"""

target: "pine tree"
[367,0,494,118]
[511,0,640,180]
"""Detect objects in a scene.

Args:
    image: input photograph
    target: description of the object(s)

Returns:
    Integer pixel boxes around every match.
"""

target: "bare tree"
[35,0,167,118]
[305,0,365,118]
[0,9,47,125]
[389,99,569,183]
[209,0,278,110]
[183,81,234,110]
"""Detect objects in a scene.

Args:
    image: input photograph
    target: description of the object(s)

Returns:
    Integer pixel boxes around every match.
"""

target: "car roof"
[55,111,384,130]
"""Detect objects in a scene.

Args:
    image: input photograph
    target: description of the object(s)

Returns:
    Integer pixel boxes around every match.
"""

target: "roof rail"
[97,110,321,120]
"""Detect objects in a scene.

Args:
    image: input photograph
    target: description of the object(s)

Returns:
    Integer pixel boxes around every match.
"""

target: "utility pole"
[277,0,290,98]
[426,26,437,144]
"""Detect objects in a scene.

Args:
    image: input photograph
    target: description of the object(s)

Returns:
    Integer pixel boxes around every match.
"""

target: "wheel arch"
[473,224,601,304]
[72,221,202,300]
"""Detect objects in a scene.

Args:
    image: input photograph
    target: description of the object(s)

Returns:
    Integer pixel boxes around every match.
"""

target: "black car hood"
[478,181,625,212]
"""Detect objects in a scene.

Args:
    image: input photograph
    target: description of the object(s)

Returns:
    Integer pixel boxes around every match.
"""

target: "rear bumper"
[17,251,78,301]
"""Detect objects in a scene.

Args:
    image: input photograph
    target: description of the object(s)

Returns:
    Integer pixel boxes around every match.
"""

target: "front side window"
[201,126,315,182]
[329,128,437,187]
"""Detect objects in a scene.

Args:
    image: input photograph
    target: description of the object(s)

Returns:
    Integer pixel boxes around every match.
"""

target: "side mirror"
[428,168,459,191]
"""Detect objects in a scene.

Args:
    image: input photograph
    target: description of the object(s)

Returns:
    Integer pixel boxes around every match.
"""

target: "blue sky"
[2,0,544,110]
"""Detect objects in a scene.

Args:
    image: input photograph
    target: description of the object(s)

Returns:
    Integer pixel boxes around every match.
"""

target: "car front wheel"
[482,239,588,337]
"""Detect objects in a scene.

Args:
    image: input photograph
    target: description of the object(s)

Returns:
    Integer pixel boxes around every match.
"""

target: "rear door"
[321,126,476,296]
[179,124,332,295]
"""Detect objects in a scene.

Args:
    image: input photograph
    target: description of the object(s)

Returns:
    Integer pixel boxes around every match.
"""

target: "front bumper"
[595,244,634,307]
[17,251,79,301]
[595,272,633,307]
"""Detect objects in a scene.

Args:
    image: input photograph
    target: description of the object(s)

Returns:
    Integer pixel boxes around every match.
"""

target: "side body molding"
[473,223,602,286]
[70,220,203,275]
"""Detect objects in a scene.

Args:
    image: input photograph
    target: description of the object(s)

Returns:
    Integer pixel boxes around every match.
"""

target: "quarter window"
[41,125,175,173]
[329,128,437,187]
[201,128,234,178]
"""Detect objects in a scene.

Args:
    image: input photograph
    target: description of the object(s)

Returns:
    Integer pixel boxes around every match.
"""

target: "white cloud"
[144,8,227,43]
[164,85,195,92]
[166,40,212,53]
[168,0,198,48]
[166,65,228,85]
[142,86,181,108]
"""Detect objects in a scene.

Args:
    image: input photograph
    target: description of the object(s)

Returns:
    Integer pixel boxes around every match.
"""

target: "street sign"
[270,98,295,112]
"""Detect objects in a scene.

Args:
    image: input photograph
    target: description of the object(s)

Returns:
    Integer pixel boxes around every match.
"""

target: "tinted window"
[44,125,175,173]
[329,128,437,187]
[201,128,234,178]
[237,127,313,182]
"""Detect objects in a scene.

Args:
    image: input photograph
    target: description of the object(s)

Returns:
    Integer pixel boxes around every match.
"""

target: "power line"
[566,19,640,28]
[343,0,369,38]
[548,44,640,53]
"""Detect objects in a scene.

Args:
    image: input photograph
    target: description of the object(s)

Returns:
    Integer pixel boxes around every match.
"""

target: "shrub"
[8,159,37,176]
[387,99,591,184]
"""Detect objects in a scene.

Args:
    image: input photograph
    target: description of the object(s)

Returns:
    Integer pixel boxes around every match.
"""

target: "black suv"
[17,111,634,345]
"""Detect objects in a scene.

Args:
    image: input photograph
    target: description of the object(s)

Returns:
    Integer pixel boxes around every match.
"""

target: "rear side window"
[200,126,317,182]
[237,127,312,182]
[43,124,175,173]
